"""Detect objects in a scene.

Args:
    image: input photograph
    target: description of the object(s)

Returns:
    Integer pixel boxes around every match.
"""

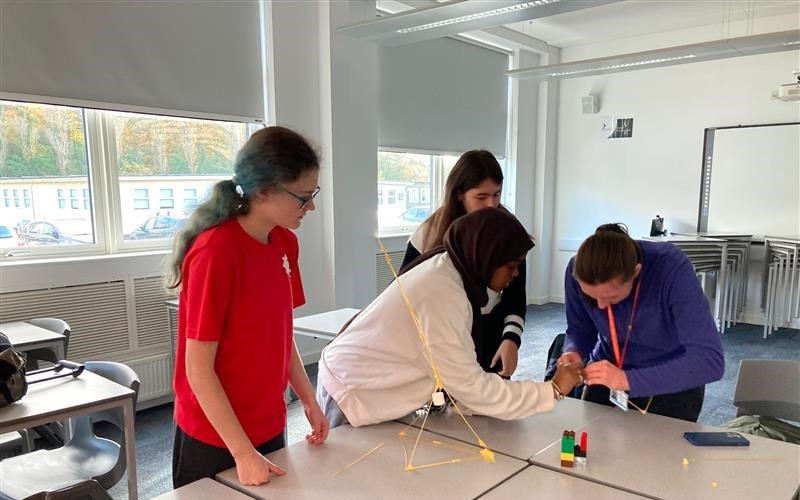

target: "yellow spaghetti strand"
[330,442,385,478]
[378,239,494,469]
[406,456,483,471]
[378,240,444,391]
[628,396,654,415]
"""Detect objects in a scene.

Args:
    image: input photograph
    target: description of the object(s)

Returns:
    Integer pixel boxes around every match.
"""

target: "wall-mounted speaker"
[582,95,598,114]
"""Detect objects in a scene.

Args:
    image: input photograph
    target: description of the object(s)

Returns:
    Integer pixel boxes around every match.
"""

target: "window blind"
[0,1,264,122]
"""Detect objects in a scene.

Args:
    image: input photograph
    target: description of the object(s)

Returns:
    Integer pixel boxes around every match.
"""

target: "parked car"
[128,214,185,240]
[18,220,92,246]
[0,223,21,248]
[399,207,431,224]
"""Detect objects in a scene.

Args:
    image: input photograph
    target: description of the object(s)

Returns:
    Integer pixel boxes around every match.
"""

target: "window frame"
[0,101,258,260]
[376,146,508,237]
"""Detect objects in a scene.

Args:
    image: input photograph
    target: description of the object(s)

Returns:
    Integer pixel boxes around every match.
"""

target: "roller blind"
[378,37,509,155]
[0,0,264,122]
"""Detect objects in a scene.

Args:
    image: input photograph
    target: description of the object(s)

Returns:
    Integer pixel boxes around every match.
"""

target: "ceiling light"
[547,55,696,77]
[508,30,800,81]
[397,0,560,34]
[338,0,621,47]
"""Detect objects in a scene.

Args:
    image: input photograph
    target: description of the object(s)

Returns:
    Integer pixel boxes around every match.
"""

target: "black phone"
[683,432,750,446]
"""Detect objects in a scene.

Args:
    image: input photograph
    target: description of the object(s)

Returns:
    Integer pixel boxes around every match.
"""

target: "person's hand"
[557,351,582,366]
[233,448,286,486]
[583,360,630,391]
[303,400,330,445]
[552,361,583,396]
[491,339,519,377]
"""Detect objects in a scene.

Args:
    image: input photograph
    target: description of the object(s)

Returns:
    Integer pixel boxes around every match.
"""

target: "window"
[159,189,174,209]
[0,101,94,251]
[0,99,251,258]
[377,150,506,236]
[183,188,197,210]
[133,189,150,210]
[377,151,432,235]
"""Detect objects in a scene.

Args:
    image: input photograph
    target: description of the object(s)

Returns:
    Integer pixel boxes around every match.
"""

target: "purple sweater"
[564,240,724,397]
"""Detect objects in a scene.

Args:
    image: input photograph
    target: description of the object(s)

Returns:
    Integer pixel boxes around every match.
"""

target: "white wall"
[546,20,799,301]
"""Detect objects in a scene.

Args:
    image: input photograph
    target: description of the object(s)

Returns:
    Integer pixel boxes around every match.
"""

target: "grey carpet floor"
[110,303,799,499]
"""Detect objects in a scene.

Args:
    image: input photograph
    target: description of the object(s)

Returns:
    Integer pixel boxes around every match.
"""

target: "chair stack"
[762,236,800,338]
[674,233,754,331]
[644,235,729,332]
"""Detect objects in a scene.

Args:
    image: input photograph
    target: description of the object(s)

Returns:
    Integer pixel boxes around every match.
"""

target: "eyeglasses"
[279,186,320,209]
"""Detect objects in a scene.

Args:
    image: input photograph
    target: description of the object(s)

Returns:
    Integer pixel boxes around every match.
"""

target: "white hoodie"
[317,252,555,427]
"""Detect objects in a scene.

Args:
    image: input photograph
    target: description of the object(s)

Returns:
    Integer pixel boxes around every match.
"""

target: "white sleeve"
[423,290,555,420]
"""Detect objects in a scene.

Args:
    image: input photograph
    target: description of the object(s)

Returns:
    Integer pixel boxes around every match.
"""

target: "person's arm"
[288,338,329,445]
[562,258,599,359]
[186,340,285,485]
[428,295,580,420]
[623,254,724,397]
[489,259,527,376]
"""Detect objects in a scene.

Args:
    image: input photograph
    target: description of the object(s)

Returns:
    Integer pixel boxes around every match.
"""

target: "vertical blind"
[0,0,264,122]
[378,37,509,155]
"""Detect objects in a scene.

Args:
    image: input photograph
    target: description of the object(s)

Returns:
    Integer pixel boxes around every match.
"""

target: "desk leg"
[124,398,138,500]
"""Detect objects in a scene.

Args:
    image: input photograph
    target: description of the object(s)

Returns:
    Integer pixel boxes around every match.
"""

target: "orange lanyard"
[606,282,641,369]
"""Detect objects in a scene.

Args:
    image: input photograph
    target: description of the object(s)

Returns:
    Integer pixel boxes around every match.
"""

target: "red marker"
[580,432,588,453]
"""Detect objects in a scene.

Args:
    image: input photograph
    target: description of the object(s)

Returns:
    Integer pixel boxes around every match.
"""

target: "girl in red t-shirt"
[166,126,329,488]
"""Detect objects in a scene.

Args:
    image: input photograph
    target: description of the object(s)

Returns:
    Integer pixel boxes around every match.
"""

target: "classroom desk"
[293,307,359,342]
[477,464,649,499]
[0,371,138,500]
[151,478,251,500]
[0,321,66,361]
[216,422,527,500]
[399,396,613,461]
[531,408,800,500]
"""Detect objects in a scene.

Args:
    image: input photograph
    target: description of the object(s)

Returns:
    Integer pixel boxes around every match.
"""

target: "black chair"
[0,361,140,500]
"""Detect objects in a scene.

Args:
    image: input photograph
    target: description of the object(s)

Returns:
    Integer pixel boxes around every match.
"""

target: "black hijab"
[400,207,534,362]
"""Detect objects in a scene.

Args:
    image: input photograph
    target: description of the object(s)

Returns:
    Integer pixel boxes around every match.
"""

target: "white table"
[0,321,66,361]
[293,308,360,342]
[151,478,251,500]
[531,409,800,500]
[0,371,138,500]
[477,464,649,499]
[399,397,613,461]
[216,422,527,500]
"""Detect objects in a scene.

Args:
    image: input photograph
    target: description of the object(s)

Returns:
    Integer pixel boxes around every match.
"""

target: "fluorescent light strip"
[396,0,560,34]
[547,54,697,77]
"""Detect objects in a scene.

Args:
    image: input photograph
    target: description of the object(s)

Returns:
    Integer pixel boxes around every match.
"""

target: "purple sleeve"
[625,254,724,396]
[564,259,598,358]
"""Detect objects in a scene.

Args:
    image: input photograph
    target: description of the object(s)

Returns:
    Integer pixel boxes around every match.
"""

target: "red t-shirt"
[174,218,305,448]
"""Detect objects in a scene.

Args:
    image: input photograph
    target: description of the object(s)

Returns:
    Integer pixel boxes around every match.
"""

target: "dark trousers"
[582,384,706,422]
[172,425,285,488]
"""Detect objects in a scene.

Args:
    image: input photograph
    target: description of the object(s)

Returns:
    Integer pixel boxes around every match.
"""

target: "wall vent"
[0,281,129,360]
[375,250,405,295]
[133,275,171,349]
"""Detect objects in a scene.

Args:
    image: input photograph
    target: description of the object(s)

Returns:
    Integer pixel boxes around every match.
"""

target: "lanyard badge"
[606,282,641,411]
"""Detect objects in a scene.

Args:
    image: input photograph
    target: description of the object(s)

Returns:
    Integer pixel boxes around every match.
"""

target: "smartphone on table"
[683,432,750,446]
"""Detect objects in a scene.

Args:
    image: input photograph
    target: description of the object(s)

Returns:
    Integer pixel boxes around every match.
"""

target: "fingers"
[490,351,501,368]
[266,460,286,476]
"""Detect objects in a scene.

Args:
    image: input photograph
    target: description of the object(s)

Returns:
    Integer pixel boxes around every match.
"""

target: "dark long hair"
[573,223,641,284]
[165,126,319,289]
[421,150,503,252]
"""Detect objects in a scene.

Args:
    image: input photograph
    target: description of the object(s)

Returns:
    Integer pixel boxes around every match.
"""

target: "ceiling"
[374,0,800,49]
[503,0,800,47]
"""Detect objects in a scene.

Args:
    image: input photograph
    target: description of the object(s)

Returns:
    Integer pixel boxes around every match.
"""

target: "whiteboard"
[706,124,800,239]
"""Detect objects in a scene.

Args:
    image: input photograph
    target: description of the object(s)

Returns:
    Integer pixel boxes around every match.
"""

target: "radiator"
[375,250,405,295]
[128,353,173,402]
